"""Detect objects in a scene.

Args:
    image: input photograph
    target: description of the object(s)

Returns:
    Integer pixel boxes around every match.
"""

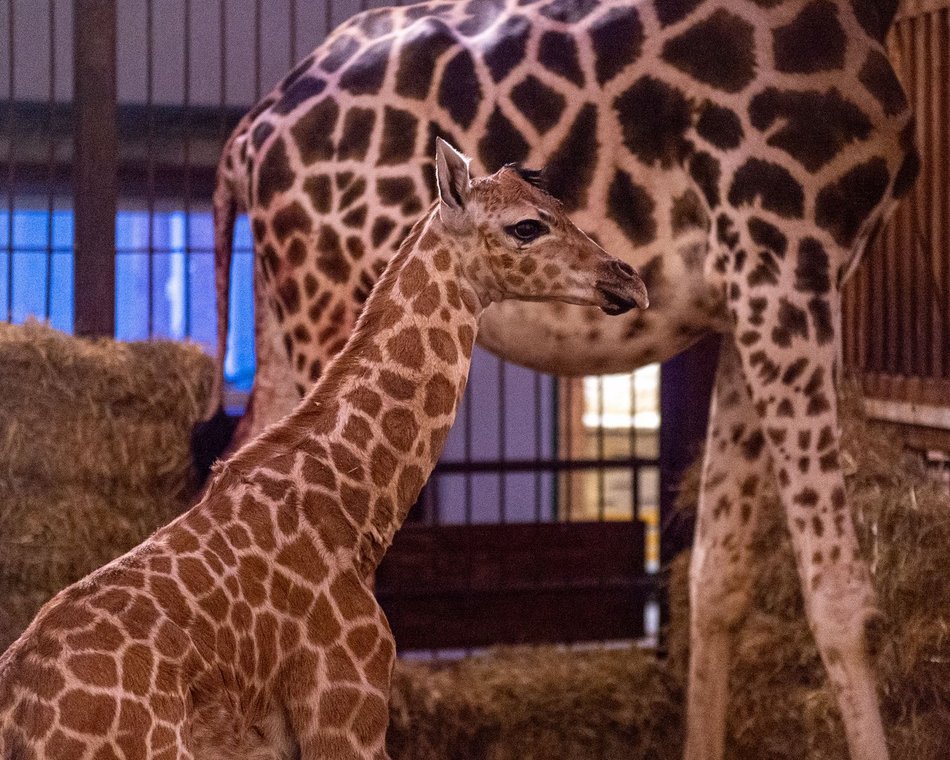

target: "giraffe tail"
[191,145,244,485]
[205,147,240,423]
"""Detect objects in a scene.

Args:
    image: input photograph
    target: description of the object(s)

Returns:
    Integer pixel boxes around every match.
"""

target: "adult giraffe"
[208,0,918,757]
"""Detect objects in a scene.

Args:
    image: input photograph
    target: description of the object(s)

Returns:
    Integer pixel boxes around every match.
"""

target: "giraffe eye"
[506,219,548,243]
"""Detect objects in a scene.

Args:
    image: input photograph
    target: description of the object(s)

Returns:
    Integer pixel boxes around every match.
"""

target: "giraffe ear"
[435,138,471,224]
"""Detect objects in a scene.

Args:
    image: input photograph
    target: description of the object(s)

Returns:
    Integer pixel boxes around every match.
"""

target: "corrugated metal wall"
[842,0,950,405]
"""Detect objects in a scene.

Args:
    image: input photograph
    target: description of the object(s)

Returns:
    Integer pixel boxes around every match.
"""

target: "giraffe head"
[435,138,649,315]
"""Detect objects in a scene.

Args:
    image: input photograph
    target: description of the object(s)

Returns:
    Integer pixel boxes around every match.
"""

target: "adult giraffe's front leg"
[709,233,887,760]
[684,336,773,760]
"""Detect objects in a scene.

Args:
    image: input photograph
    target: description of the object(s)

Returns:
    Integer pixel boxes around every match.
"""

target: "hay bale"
[388,645,682,760]
[0,320,213,489]
[667,387,950,759]
[0,321,213,649]
[0,484,187,646]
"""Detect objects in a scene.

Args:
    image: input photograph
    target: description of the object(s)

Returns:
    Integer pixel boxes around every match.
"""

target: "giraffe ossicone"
[0,140,645,759]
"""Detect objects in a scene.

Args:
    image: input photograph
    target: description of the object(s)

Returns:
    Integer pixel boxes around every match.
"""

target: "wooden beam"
[73,0,117,336]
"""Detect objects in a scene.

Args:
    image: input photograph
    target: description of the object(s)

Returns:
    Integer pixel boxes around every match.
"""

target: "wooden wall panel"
[842,0,950,401]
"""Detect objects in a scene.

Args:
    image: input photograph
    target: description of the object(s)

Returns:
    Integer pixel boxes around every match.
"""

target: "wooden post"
[73,0,117,336]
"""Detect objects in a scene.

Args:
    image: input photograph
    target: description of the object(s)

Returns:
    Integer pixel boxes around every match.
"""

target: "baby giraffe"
[0,139,646,760]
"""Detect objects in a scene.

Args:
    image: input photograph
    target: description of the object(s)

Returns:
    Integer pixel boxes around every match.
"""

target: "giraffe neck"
[221,207,482,572]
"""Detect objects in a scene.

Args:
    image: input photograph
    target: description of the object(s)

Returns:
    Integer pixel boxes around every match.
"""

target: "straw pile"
[0,321,214,649]
[388,645,683,760]
[667,388,950,759]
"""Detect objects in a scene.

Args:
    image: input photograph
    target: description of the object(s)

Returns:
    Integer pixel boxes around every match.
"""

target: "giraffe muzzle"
[596,261,649,315]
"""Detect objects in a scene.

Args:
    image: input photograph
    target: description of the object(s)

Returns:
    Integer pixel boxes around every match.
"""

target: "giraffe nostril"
[609,259,636,279]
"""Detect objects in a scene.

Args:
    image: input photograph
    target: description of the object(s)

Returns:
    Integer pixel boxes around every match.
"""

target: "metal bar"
[45,0,56,319]
[497,358,506,523]
[564,377,574,520]
[254,0,262,99]
[145,0,155,337]
[7,0,16,323]
[219,0,227,139]
[597,376,606,520]
[463,371,473,524]
[288,0,298,67]
[629,369,640,521]
[534,371,543,522]
[73,0,117,336]
[183,0,192,338]
[433,457,660,475]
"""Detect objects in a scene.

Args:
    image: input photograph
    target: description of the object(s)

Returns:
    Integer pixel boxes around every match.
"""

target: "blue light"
[2,205,256,392]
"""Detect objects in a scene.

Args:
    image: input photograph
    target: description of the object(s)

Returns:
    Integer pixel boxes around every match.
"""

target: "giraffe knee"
[806,567,883,664]
[689,557,754,634]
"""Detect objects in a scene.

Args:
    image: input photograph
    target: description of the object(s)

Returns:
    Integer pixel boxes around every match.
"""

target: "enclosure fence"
[1,0,678,651]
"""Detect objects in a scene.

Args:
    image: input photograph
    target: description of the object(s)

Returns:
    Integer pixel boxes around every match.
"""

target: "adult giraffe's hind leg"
[684,336,773,760]
[712,231,888,760]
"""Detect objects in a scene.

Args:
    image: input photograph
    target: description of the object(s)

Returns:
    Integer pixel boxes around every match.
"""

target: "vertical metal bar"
[324,0,333,42]
[629,370,639,521]
[463,378,473,525]
[288,0,298,67]
[183,0,192,337]
[73,0,117,336]
[497,358,506,523]
[6,0,16,323]
[462,379,474,656]
[534,371,542,522]
[219,0,228,141]
[597,376,606,520]
[564,379,573,520]
[146,0,155,336]
[254,0,262,99]
[45,0,57,319]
